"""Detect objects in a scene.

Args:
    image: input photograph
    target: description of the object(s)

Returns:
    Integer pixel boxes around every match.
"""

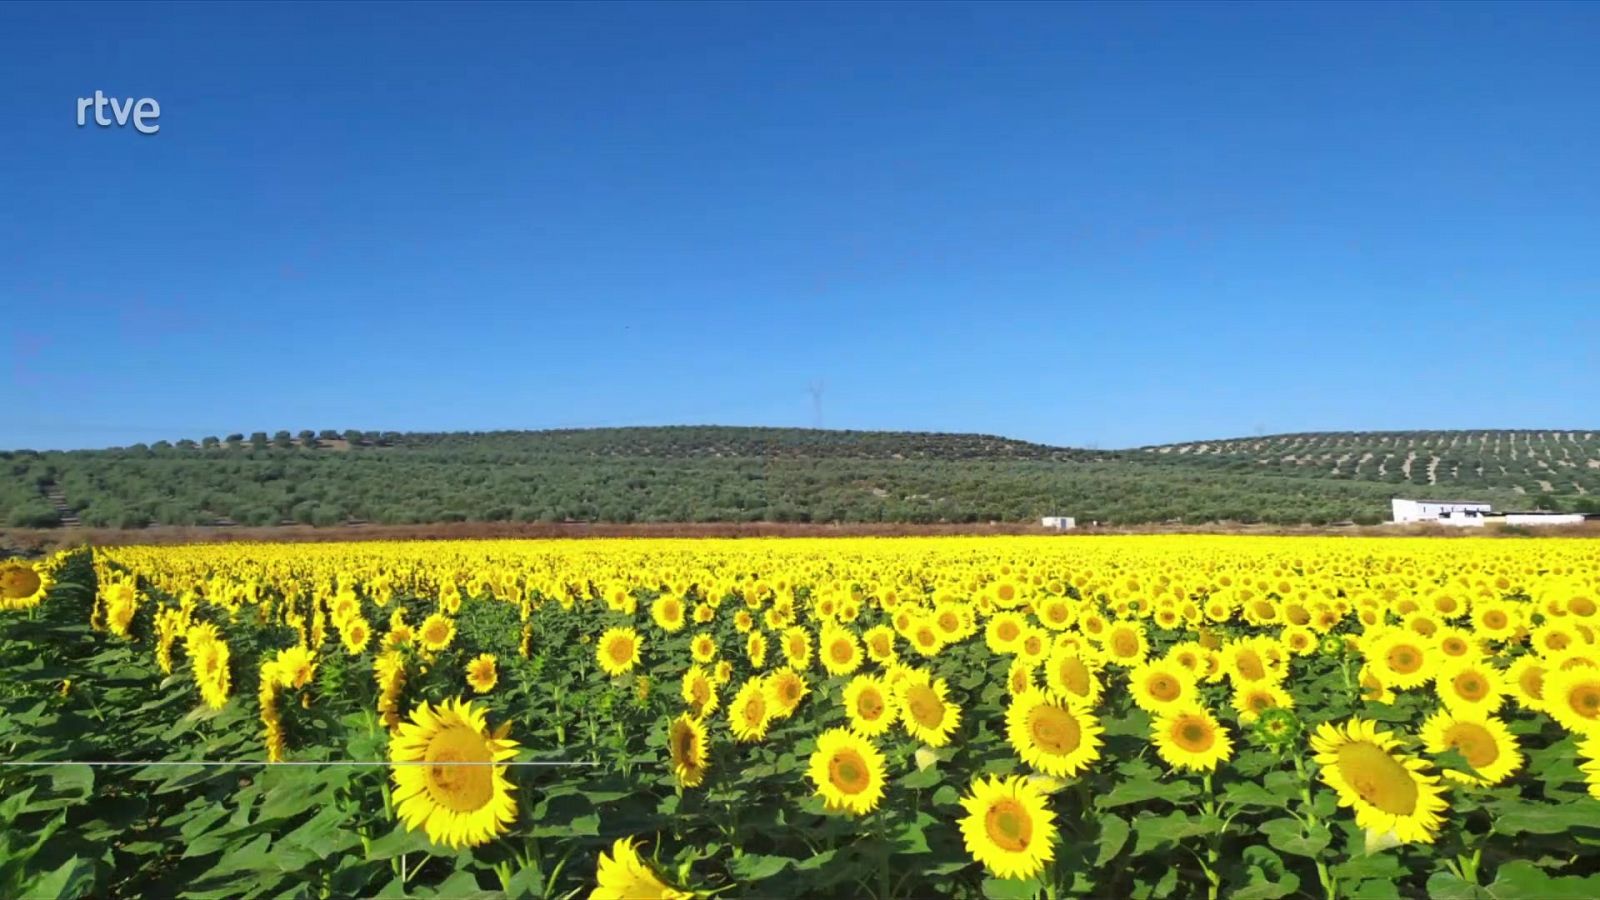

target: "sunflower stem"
[1291,754,1337,900]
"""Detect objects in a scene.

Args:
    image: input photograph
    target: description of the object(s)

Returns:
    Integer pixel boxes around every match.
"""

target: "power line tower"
[807,380,826,429]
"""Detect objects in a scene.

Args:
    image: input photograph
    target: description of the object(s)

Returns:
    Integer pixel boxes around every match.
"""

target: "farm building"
[1500,512,1588,527]
[1040,516,1077,530]
[1391,498,1492,526]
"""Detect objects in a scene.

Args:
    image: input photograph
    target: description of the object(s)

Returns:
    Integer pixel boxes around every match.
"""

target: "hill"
[1133,430,1600,500]
[2,426,1594,530]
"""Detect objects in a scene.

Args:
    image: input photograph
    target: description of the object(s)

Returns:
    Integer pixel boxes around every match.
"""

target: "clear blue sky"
[3,1,1596,451]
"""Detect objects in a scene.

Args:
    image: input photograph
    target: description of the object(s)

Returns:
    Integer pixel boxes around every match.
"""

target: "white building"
[1391,498,1492,526]
[1041,516,1077,530]
[1503,512,1586,527]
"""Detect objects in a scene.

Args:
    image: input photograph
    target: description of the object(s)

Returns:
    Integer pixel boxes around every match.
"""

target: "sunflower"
[898,670,961,747]
[746,630,768,669]
[190,632,232,710]
[668,713,709,788]
[1005,689,1103,778]
[1007,659,1035,696]
[1222,637,1281,686]
[0,560,50,611]
[1367,630,1437,691]
[820,627,864,676]
[1358,664,1396,705]
[275,644,317,689]
[958,775,1058,881]
[597,627,642,677]
[782,626,813,668]
[418,613,456,652]
[1043,646,1103,706]
[651,595,686,633]
[1128,660,1198,714]
[691,632,718,664]
[342,617,372,655]
[765,668,809,719]
[592,837,692,900]
[682,665,720,718]
[985,612,1028,654]
[389,698,518,849]
[1231,681,1295,725]
[466,653,498,694]
[863,624,898,664]
[1309,717,1448,844]
[1151,704,1232,773]
[728,676,771,742]
[1540,666,1600,737]
[1102,621,1149,666]
[1434,659,1504,714]
[843,674,898,737]
[1505,656,1549,712]
[807,727,888,815]
[1419,708,1523,786]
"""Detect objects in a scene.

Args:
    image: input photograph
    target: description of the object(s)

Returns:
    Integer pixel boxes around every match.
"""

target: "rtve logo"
[77,91,161,134]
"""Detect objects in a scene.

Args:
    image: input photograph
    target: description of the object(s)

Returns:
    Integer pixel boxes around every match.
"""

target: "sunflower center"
[1173,718,1214,753]
[606,638,634,664]
[1248,692,1271,712]
[1441,638,1467,656]
[1452,672,1486,700]
[0,566,42,599]
[1568,684,1600,719]
[1056,657,1091,696]
[1484,611,1507,629]
[997,621,1020,641]
[1387,646,1422,675]
[938,613,959,632]
[984,799,1034,853]
[1335,741,1418,816]
[1548,634,1571,651]
[1111,630,1139,658]
[828,750,870,794]
[780,679,802,703]
[1148,675,1180,702]
[1572,598,1597,617]
[1518,667,1544,699]
[1027,704,1082,756]
[856,689,886,721]
[1442,723,1498,769]
[423,727,494,812]
[830,642,852,664]
[906,684,945,728]
[1235,653,1266,681]
[740,693,767,724]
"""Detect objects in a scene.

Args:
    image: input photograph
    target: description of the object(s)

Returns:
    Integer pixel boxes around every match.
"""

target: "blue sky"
[3,2,1596,451]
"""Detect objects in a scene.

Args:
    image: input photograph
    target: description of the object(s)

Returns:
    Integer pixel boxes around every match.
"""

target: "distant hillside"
[1,426,1594,530]
[1134,430,1600,499]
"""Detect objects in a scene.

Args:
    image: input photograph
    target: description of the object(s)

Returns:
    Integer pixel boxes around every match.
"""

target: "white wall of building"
[1504,513,1585,526]
[1391,499,1492,524]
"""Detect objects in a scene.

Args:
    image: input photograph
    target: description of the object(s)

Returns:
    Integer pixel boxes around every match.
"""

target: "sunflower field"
[2,536,1599,899]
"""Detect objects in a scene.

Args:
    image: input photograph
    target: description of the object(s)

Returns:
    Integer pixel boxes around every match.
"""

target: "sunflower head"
[807,727,887,815]
[958,774,1058,881]
[389,697,519,849]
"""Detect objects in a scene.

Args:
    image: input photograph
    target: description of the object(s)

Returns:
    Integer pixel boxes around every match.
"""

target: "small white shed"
[1041,516,1077,530]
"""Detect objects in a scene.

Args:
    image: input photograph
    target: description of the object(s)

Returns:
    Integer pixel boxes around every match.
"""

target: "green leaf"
[728,854,795,882]
[1222,781,1291,810]
[1095,814,1130,867]
[1259,817,1330,858]
[1487,797,1600,837]
[22,855,98,900]
[364,824,433,861]
[1131,810,1221,856]
[1096,774,1196,810]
